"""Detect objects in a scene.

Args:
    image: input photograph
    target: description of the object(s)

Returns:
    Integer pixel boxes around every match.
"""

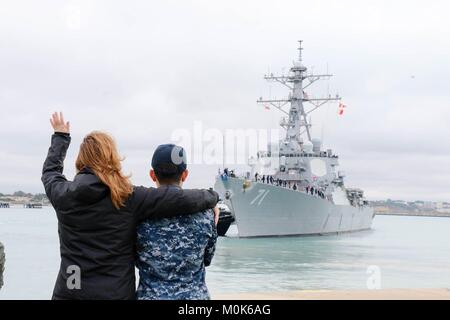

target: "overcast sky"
[0,0,449,201]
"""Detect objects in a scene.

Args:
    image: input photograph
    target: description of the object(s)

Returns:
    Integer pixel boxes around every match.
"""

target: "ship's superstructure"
[214,41,374,237]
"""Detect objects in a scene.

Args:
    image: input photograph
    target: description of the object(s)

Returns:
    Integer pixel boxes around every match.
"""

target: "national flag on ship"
[338,103,346,116]
[303,91,309,100]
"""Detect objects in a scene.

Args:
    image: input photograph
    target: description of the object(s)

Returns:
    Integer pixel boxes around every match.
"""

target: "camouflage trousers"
[0,242,4,289]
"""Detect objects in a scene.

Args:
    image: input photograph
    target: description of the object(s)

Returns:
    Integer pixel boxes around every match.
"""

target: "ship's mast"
[257,40,341,147]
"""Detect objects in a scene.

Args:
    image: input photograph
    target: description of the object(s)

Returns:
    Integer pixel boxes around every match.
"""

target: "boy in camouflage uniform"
[136,144,217,300]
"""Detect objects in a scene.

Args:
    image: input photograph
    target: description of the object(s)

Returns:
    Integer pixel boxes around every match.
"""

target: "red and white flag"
[338,103,346,116]
[303,91,309,100]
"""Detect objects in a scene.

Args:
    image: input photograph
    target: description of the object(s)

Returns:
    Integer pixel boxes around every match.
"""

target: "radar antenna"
[257,41,341,142]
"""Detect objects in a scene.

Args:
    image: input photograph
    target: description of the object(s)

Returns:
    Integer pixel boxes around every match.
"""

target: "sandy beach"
[214,289,450,300]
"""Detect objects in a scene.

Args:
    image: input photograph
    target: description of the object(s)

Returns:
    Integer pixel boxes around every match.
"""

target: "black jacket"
[42,133,218,300]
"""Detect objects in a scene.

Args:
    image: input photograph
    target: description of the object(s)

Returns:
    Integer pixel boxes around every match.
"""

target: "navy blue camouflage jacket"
[136,204,217,300]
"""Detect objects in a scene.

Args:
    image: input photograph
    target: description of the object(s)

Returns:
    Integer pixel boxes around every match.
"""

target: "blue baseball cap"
[151,144,187,176]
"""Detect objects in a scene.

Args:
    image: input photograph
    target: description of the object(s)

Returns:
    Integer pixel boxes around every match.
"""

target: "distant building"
[423,202,435,210]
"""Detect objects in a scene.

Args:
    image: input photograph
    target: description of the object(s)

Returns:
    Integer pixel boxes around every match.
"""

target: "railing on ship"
[257,151,338,159]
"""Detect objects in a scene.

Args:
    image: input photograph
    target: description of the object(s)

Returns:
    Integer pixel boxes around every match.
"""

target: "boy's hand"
[50,112,70,134]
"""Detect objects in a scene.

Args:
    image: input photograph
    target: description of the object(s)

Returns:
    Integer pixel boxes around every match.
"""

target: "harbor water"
[1,207,450,299]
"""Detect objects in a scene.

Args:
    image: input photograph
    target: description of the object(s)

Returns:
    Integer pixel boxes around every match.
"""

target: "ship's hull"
[214,177,375,238]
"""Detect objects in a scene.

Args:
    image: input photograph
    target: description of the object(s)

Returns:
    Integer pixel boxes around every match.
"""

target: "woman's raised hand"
[50,112,70,134]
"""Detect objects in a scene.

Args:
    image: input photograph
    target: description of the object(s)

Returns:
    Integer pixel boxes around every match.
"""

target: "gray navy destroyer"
[215,41,375,237]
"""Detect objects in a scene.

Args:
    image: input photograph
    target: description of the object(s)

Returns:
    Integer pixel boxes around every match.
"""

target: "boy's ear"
[181,170,189,182]
[149,169,157,182]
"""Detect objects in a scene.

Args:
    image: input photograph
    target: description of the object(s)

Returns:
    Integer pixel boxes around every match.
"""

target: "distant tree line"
[12,191,33,197]
[0,191,48,202]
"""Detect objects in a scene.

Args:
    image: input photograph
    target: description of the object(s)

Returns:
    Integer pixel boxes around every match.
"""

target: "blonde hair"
[75,131,133,209]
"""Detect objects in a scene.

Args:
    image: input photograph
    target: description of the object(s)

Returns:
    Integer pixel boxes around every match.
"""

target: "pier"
[24,203,43,209]
[0,202,10,208]
[214,288,450,300]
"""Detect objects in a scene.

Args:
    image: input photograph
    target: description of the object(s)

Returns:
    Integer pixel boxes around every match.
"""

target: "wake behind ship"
[214,41,375,237]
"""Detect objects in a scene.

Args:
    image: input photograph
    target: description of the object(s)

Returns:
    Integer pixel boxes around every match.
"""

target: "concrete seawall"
[214,289,450,300]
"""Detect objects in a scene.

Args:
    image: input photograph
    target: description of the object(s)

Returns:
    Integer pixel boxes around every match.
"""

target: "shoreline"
[213,288,450,300]
[3,206,450,218]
